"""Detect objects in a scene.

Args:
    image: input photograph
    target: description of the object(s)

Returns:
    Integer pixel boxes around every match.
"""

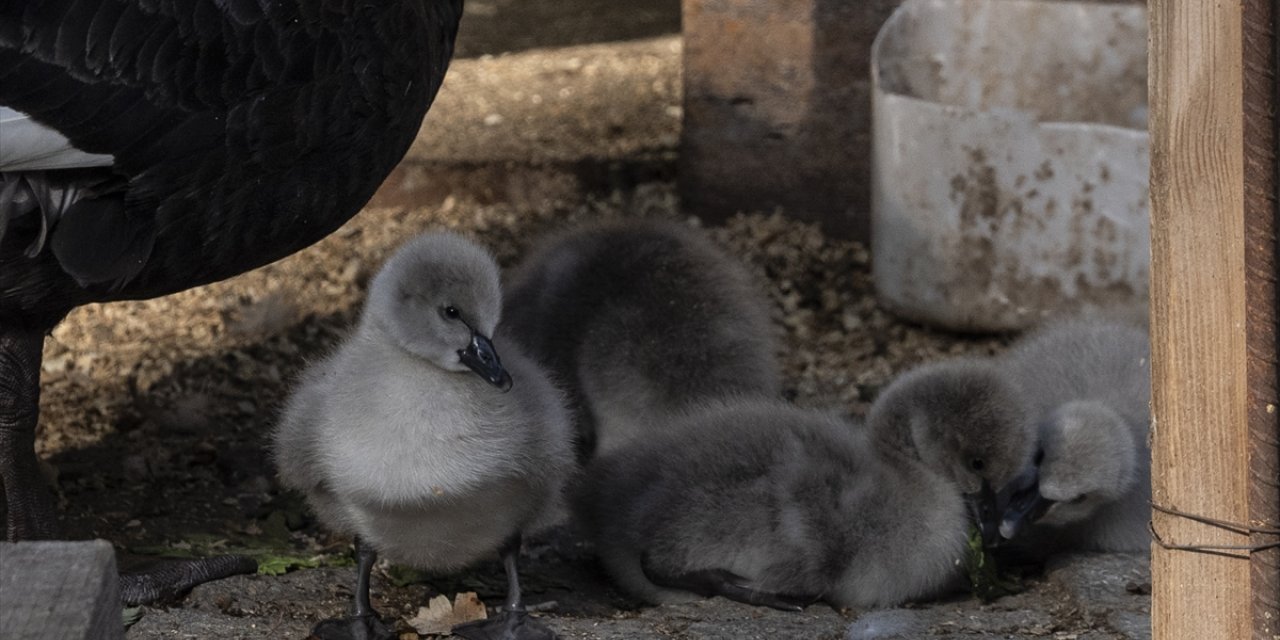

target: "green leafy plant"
[962,526,1023,602]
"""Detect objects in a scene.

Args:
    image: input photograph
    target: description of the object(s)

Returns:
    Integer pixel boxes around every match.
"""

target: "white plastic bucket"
[871,0,1148,332]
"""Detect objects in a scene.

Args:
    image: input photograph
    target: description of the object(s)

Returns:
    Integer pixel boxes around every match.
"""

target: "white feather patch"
[1,106,115,171]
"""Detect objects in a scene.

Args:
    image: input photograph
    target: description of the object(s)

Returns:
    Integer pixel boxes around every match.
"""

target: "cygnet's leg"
[2,325,256,606]
[312,537,395,640]
[641,555,818,612]
[453,535,558,640]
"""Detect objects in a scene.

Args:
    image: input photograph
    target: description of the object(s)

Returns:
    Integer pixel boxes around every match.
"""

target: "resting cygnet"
[864,358,1038,543]
[502,219,781,458]
[996,318,1151,552]
[273,232,574,640]
[574,399,975,610]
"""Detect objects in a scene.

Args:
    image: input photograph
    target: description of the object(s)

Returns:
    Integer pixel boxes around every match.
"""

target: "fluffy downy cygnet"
[574,398,973,610]
[996,318,1151,553]
[501,219,781,458]
[864,358,1038,543]
[273,231,574,640]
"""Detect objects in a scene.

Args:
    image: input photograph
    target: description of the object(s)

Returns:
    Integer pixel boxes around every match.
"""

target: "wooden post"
[1149,0,1279,639]
[1242,0,1279,636]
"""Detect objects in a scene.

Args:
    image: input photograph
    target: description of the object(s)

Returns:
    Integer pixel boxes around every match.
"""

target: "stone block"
[0,540,124,640]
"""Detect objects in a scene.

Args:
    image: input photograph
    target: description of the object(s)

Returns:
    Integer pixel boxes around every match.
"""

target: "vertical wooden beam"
[1148,1,1254,639]
[1242,0,1279,637]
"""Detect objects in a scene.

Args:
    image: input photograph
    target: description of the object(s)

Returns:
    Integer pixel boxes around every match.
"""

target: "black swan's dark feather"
[1,0,464,326]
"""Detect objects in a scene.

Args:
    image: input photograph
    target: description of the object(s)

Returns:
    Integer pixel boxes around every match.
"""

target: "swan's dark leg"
[641,555,818,612]
[452,534,559,640]
[311,537,394,640]
[0,324,59,541]
[119,555,259,605]
[2,322,257,605]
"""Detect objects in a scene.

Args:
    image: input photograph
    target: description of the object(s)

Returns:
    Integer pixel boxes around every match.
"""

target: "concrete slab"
[0,540,124,640]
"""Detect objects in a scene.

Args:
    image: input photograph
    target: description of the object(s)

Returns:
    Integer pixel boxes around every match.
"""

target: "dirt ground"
[25,2,1151,638]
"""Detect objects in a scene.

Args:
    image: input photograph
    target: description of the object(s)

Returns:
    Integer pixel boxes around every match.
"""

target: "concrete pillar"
[680,0,904,239]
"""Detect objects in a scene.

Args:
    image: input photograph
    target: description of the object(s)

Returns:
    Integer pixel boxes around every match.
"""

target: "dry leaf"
[452,592,488,622]
[407,592,488,636]
[408,595,454,636]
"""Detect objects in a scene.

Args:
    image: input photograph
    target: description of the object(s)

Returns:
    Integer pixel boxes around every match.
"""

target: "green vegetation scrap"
[963,526,1025,603]
[129,510,352,576]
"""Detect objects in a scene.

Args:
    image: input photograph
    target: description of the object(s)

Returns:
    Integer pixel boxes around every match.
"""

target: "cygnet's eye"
[440,305,461,320]
[969,458,986,472]
[1034,449,1045,466]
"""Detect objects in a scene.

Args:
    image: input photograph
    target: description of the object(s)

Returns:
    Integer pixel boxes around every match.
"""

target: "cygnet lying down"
[502,219,781,458]
[273,231,575,640]
[575,392,1031,610]
[996,317,1151,553]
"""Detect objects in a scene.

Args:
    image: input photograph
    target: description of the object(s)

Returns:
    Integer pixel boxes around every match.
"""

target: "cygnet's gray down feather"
[502,219,781,458]
[575,399,970,609]
[273,231,575,570]
[999,316,1151,552]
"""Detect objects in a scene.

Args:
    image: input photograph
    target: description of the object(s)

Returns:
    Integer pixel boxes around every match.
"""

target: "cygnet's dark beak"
[964,479,1002,548]
[458,332,513,391]
[998,466,1053,541]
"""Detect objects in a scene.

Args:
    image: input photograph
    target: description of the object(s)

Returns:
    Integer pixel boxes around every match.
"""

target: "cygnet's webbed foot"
[309,536,393,640]
[453,534,560,639]
[452,609,559,640]
[310,614,395,640]
[119,554,258,605]
[644,562,819,612]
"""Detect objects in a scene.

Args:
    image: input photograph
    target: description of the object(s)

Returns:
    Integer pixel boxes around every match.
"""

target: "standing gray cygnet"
[272,231,575,640]
[502,219,781,459]
[574,398,979,610]
[864,358,1038,544]
[996,317,1151,553]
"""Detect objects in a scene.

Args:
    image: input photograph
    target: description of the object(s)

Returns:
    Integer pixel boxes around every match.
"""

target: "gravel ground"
[25,3,1150,638]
